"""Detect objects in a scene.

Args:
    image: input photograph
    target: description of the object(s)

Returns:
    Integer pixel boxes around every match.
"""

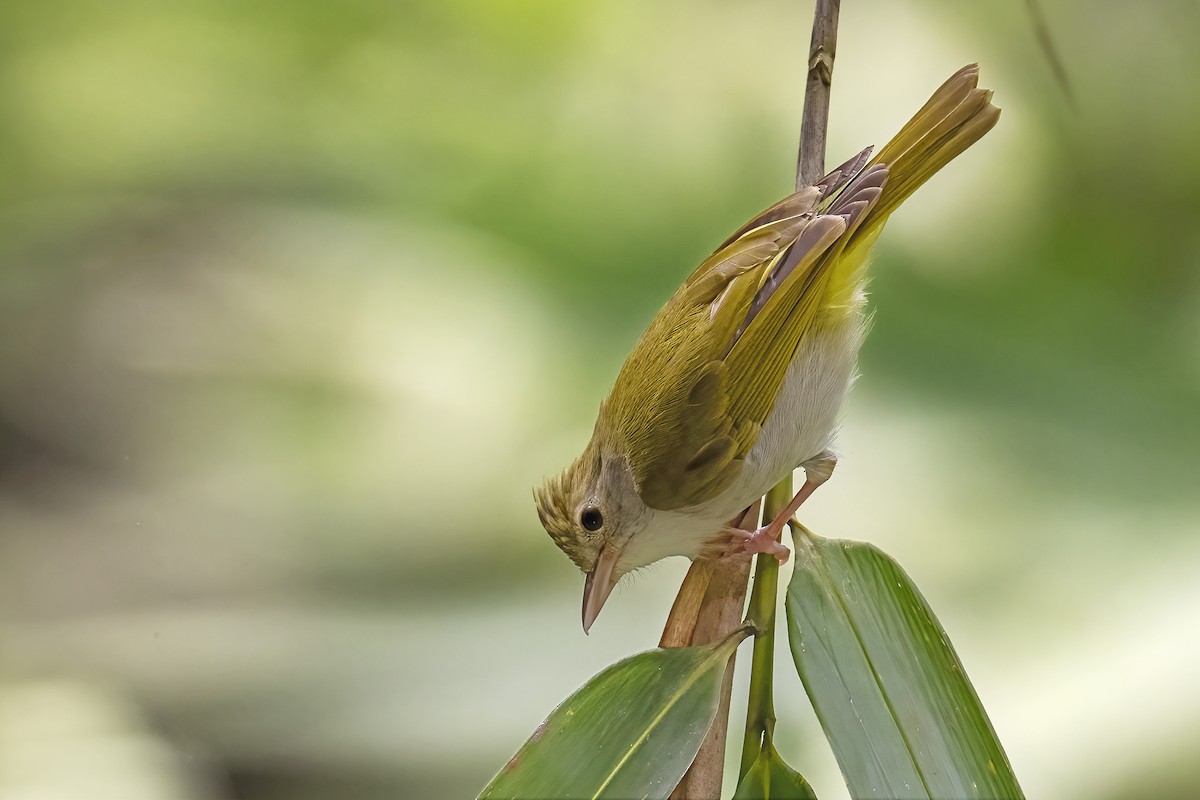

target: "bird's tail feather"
[813,64,999,313]
[852,63,1000,246]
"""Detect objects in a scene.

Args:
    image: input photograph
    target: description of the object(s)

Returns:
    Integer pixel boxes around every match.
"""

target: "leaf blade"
[785,532,1024,799]
[480,629,749,800]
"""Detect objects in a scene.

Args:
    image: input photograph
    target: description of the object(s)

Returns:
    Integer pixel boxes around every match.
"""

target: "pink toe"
[741,529,791,564]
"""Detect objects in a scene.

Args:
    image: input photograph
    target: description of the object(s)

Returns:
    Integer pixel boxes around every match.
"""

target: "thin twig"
[797,0,842,189]
[1025,0,1075,107]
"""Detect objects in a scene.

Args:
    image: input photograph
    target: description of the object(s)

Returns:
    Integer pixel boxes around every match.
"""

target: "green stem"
[738,478,792,780]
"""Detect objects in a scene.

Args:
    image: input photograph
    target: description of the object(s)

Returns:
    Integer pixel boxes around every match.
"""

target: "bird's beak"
[582,546,620,634]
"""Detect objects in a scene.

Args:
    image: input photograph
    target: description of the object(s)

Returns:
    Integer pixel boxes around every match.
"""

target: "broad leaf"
[786,532,1023,799]
[733,742,818,800]
[480,627,750,800]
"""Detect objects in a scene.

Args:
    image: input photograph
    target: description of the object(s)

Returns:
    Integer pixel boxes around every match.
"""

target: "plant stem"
[797,0,841,189]
[660,559,715,648]
[738,481,791,778]
[666,502,758,800]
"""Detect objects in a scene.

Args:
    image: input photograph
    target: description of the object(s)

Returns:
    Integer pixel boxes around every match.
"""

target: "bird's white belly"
[731,307,866,507]
[637,305,866,562]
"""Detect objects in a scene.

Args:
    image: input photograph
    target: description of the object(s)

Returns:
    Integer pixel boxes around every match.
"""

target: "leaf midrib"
[810,541,934,798]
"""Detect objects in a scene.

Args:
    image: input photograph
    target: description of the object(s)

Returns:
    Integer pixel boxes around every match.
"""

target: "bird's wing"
[600,173,883,511]
[602,66,998,512]
[721,165,886,428]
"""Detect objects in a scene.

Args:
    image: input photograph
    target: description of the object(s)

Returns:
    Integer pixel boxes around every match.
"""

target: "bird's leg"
[736,451,837,564]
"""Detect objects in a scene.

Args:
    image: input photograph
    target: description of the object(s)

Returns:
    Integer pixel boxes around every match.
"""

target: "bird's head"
[534,439,651,632]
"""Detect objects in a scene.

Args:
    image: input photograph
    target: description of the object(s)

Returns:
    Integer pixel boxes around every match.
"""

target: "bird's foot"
[718,450,837,565]
[724,525,790,565]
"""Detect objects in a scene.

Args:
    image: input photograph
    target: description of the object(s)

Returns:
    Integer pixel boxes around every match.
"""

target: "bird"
[535,65,1000,632]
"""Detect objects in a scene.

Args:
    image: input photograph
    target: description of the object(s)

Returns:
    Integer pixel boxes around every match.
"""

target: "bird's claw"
[721,526,791,565]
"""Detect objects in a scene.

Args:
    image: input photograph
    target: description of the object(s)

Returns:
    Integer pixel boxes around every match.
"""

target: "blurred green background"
[1,1,1198,798]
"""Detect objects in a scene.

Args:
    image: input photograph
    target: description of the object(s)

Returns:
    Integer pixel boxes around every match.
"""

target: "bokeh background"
[1,1,1198,798]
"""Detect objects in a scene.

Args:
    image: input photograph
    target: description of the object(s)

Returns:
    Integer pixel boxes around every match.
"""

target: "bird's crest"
[534,449,597,570]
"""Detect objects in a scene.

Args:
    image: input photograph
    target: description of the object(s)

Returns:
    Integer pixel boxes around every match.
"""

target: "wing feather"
[602,206,853,510]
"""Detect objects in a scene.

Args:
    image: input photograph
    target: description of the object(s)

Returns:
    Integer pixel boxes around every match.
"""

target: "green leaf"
[479,626,751,800]
[785,531,1024,800]
[733,742,818,800]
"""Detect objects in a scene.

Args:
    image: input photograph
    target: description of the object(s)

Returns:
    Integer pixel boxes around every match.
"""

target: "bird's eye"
[580,506,604,532]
